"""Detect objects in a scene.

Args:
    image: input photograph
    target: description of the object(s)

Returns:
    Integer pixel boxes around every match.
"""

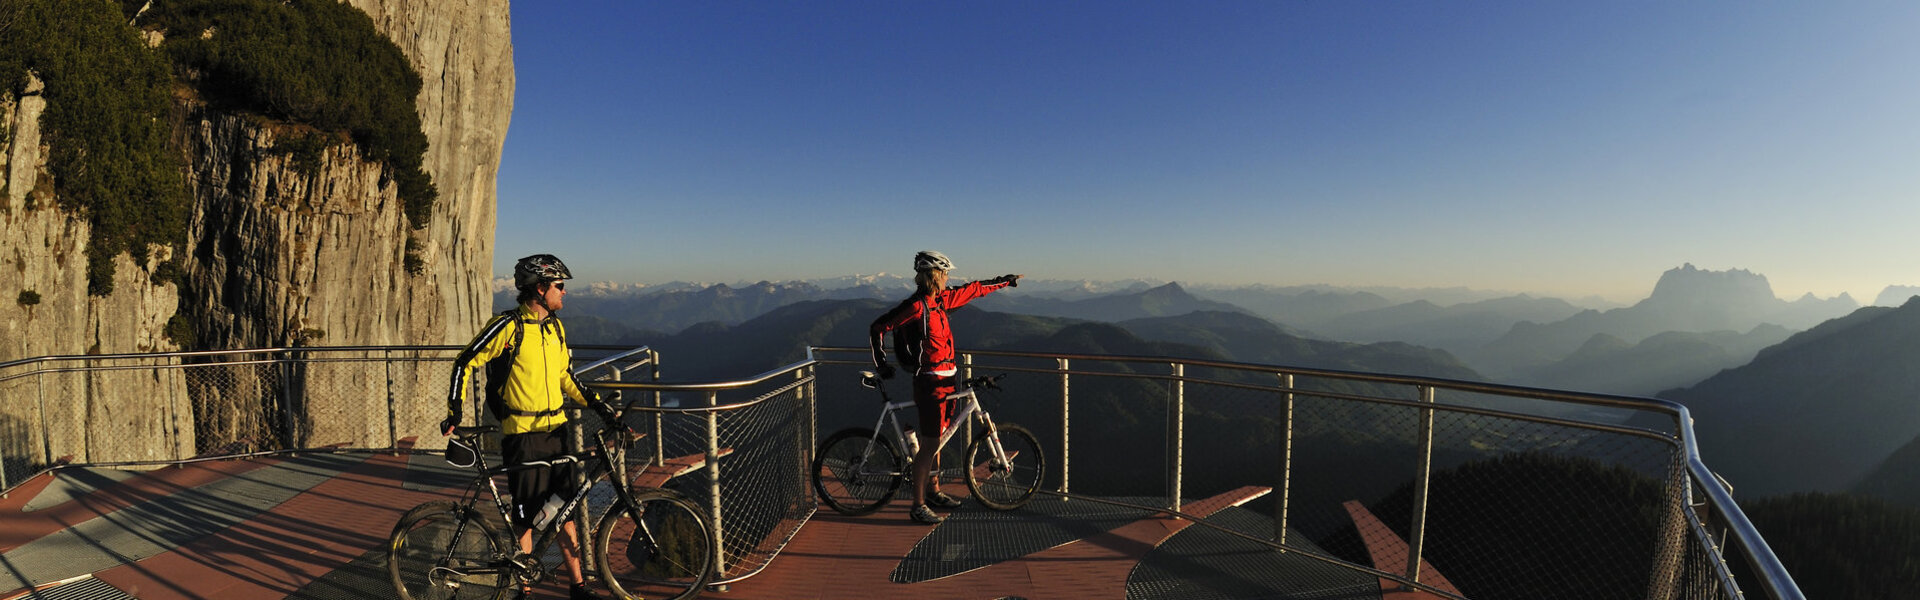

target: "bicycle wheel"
[388,500,514,600]
[597,489,715,600]
[811,427,905,516]
[966,423,1045,510]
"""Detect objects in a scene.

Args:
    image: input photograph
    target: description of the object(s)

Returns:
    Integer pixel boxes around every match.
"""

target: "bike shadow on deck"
[731,485,1386,600]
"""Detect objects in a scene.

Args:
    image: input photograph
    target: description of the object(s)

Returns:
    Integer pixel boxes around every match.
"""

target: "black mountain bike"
[811,372,1045,514]
[387,415,714,600]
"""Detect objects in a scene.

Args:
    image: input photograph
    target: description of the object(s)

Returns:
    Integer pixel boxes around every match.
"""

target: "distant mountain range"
[539,264,1884,405]
[971,282,1255,324]
[1854,434,1920,509]
[1310,294,1587,354]
[600,291,1481,386]
[1469,264,1857,378]
[1875,285,1920,308]
[1661,298,1920,497]
[1513,326,1793,397]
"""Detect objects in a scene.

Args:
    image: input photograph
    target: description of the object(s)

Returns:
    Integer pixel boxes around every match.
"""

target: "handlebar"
[857,371,1004,391]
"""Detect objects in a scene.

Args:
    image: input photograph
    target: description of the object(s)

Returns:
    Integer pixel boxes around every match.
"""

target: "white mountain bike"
[811,371,1045,514]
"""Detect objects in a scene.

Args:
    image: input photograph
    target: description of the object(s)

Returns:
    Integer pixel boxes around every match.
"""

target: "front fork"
[973,411,1010,470]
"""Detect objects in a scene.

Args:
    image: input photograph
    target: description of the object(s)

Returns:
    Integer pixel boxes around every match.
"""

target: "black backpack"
[482,310,567,421]
[891,297,938,372]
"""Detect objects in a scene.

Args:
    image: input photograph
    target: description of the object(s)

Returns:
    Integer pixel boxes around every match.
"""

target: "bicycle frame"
[445,427,646,578]
[863,379,1006,474]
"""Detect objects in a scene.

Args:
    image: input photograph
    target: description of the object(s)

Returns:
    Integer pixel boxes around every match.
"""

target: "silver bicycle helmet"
[913,250,954,272]
[513,254,573,290]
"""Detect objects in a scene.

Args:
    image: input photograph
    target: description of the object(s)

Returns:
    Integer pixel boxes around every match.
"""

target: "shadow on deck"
[0,449,1431,600]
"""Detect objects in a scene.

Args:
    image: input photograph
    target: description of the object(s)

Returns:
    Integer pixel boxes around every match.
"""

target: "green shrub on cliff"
[146,0,438,231]
[0,0,189,296]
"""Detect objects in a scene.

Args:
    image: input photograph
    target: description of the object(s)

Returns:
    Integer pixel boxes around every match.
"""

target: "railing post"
[385,349,398,449]
[801,365,815,479]
[1169,362,1184,511]
[278,351,297,450]
[1278,372,1294,546]
[1059,357,1070,496]
[567,405,592,571]
[609,365,626,486]
[1407,385,1436,585]
[38,370,52,467]
[705,390,727,576]
[961,353,973,458]
[652,350,664,467]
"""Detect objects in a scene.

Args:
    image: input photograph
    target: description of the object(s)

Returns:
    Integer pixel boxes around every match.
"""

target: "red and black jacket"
[870,279,1014,375]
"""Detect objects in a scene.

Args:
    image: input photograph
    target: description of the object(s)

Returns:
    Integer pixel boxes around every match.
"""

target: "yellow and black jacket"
[445,304,589,435]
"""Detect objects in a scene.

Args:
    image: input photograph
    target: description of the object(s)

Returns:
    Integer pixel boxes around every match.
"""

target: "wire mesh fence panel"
[1276,390,1426,568]
[710,379,814,580]
[1396,412,1677,600]
[79,357,184,464]
[0,345,1787,598]
[1678,510,1735,600]
[1052,362,1172,506]
[37,370,89,465]
[183,359,287,456]
[297,352,394,449]
[0,368,42,487]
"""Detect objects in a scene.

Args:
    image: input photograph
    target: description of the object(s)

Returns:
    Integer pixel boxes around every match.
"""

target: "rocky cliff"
[2,0,508,359]
[0,0,512,462]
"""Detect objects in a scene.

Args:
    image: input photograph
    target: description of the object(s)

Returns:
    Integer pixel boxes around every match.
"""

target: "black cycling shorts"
[501,426,577,531]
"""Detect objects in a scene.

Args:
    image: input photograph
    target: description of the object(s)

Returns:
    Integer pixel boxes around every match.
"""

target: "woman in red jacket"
[869,250,1021,524]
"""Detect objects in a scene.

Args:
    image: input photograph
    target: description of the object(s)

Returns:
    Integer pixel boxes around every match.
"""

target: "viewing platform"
[0,345,1803,599]
[0,450,1419,599]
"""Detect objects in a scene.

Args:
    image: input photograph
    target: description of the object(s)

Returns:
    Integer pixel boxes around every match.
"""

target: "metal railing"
[0,344,816,588]
[0,344,1801,599]
[807,346,1803,600]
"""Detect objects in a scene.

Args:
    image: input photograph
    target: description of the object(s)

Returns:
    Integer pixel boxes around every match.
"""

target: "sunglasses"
[546,282,566,291]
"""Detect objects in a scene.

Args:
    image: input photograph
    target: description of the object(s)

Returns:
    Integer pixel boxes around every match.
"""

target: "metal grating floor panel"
[285,546,391,600]
[13,577,136,600]
[890,495,1161,583]
[1126,507,1380,600]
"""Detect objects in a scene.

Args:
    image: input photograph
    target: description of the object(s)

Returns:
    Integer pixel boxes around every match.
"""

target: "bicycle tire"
[811,427,905,516]
[596,489,715,600]
[388,500,514,600]
[965,423,1045,510]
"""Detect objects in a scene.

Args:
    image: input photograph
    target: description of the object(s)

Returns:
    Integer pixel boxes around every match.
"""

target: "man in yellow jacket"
[443,254,618,600]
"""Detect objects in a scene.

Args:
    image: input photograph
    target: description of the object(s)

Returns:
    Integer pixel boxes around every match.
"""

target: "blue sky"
[495,2,1920,303]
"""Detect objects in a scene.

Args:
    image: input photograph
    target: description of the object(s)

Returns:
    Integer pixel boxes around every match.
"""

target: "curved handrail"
[0,343,1803,598]
[809,344,1804,600]
[811,345,1692,415]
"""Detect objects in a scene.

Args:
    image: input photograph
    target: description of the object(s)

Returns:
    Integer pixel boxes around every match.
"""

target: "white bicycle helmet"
[913,250,954,272]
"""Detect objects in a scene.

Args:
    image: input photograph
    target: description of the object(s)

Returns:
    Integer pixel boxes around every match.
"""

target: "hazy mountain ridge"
[1514,325,1793,396]
[1187,287,1397,330]
[1115,311,1481,381]
[1853,434,1920,509]
[970,282,1253,323]
[589,297,1482,386]
[1312,294,1587,354]
[1661,297,1920,497]
[1471,264,1858,378]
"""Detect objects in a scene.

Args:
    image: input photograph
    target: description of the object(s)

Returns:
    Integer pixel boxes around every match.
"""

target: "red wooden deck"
[0,451,1409,600]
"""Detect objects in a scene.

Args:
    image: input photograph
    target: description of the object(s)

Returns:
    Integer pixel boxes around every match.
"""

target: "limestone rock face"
[175,103,422,349]
[2,76,183,360]
[1,0,510,356]
[0,0,513,461]
[345,0,514,346]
